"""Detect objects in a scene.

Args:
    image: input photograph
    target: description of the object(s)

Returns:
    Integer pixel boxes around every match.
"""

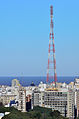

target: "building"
[32,87,75,118]
[74,78,79,118]
[67,89,75,118]
[0,94,16,106]
[18,87,26,112]
[44,88,68,117]
[31,88,44,109]
[12,79,20,87]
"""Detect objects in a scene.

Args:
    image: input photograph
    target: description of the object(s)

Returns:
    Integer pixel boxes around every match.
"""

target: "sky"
[0,0,79,77]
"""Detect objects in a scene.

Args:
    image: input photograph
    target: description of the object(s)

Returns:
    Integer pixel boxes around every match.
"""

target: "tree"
[1,106,69,119]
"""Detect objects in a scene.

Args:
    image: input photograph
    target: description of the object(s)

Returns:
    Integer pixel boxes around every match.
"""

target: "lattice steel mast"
[47,6,57,87]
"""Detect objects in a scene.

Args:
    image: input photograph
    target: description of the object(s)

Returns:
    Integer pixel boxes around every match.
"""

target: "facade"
[74,78,79,118]
[18,87,26,112]
[67,90,75,118]
[31,88,44,109]
[44,89,67,117]
[76,91,79,117]
[0,94,16,105]
[32,87,75,118]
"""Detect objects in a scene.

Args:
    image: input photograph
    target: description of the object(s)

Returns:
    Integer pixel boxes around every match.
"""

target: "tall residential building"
[18,87,26,112]
[75,90,79,117]
[67,89,75,118]
[31,88,44,109]
[74,78,79,118]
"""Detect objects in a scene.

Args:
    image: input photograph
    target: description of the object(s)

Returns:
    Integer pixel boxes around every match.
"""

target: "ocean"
[0,76,77,86]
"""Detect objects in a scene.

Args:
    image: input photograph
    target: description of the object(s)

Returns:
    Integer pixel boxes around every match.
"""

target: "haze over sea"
[0,76,77,86]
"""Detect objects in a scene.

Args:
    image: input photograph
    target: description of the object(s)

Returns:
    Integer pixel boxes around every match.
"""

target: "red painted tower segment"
[47,6,57,87]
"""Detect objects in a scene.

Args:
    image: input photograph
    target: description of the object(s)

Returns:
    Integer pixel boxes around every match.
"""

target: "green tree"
[1,106,69,119]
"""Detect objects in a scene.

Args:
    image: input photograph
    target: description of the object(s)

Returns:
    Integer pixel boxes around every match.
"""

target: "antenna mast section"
[47,6,57,87]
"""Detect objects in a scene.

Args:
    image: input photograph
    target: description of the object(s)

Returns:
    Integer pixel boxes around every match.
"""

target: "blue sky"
[0,0,79,76]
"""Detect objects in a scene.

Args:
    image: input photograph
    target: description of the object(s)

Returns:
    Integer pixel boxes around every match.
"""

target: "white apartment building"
[32,87,75,118]
[18,87,26,112]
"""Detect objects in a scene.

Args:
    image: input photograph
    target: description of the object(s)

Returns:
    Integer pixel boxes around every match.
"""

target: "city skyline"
[0,0,79,76]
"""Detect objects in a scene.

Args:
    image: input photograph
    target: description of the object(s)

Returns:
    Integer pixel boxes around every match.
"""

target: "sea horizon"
[0,76,78,86]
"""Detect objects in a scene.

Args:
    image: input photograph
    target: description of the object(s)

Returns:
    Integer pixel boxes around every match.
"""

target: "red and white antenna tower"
[47,5,57,87]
